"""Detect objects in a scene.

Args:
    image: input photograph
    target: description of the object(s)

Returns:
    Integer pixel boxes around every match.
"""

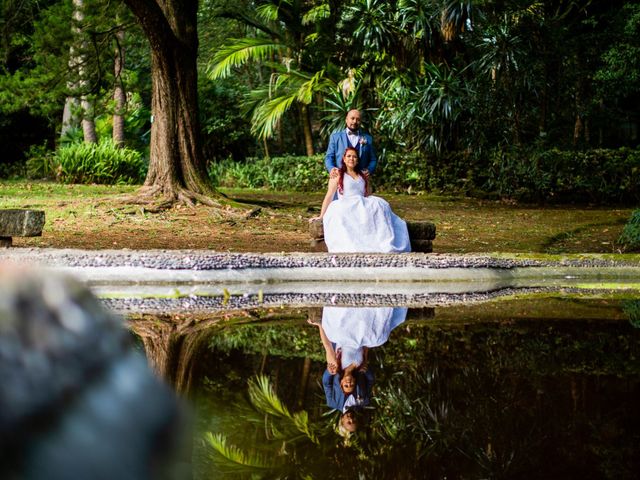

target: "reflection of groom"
[324,109,377,179]
[322,365,374,412]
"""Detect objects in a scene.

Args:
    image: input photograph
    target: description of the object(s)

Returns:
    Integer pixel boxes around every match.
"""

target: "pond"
[127,294,640,480]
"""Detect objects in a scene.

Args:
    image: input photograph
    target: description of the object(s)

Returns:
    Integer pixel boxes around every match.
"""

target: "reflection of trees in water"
[203,363,640,479]
[129,308,640,479]
[128,313,225,394]
[623,300,640,328]
[206,376,323,475]
[128,310,316,400]
[369,365,550,478]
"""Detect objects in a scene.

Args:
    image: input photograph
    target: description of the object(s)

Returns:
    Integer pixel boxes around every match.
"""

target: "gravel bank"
[3,248,640,270]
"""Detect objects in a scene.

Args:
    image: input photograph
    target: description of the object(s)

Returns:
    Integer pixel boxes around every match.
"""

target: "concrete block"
[407,221,436,240]
[410,239,433,253]
[0,209,45,237]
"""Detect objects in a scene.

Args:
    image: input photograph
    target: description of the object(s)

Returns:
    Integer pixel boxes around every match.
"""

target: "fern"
[293,411,320,444]
[51,139,145,185]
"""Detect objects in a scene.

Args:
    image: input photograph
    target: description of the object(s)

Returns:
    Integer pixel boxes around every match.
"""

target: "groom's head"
[345,109,361,133]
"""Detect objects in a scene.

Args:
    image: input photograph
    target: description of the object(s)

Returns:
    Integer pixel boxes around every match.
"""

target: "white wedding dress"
[322,306,408,369]
[323,175,411,253]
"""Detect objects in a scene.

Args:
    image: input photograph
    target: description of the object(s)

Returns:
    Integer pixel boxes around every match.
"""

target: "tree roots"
[118,185,228,213]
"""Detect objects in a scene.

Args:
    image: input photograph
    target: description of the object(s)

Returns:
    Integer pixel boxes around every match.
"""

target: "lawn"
[0,180,633,253]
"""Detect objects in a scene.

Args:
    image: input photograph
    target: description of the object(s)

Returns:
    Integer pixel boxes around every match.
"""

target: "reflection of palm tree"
[205,375,326,476]
[203,348,638,478]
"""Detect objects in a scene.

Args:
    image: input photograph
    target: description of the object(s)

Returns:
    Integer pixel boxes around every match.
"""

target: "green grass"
[0,180,637,254]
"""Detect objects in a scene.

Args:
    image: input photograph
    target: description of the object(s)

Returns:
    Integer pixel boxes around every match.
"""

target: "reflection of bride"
[310,306,408,434]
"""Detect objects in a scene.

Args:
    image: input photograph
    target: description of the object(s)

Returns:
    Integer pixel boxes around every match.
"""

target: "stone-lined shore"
[2,248,640,270]
[103,286,611,314]
[3,249,639,312]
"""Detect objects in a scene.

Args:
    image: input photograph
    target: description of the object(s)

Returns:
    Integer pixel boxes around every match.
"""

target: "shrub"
[210,154,327,191]
[623,300,640,328]
[25,143,54,179]
[481,147,640,204]
[376,150,475,193]
[618,209,640,251]
[209,147,640,204]
[49,140,147,185]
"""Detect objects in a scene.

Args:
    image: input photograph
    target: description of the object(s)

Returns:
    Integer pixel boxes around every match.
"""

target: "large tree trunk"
[129,316,216,396]
[123,0,219,207]
[146,41,209,194]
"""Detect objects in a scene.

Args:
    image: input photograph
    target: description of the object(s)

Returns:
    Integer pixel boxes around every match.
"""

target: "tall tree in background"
[123,0,220,208]
[112,27,126,147]
[62,0,97,143]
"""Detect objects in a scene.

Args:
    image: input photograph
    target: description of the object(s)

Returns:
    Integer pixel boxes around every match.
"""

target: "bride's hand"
[308,216,321,223]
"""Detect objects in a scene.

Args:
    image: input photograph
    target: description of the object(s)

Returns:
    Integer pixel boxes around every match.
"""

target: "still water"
[129,295,640,479]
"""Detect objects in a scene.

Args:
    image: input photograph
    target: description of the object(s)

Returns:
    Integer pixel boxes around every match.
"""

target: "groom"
[324,109,377,179]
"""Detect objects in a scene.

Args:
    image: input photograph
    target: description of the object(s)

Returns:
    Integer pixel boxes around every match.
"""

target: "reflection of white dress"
[322,306,408,369]
[323,175,411,253]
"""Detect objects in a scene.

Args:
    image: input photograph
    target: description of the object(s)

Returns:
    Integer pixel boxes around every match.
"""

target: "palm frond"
[247,375,323,444]
[296,69,334,104]
[248,374,293,418]
[208,38,285,79]
[302,3,331,26]
[256,3,280,22]
[204,432,278,470]
[293,411,320,444]
[304,32,320,45]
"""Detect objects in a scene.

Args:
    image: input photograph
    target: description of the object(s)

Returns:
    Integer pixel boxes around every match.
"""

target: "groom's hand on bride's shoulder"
[362,169,370,178]
[329,167,339,179]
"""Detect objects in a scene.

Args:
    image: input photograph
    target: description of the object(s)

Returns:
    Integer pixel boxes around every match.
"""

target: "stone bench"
[309,218,436,252]
[0,209,46,247]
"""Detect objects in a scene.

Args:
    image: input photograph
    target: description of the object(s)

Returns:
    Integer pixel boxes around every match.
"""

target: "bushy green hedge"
[209,154,327,191]
[210,147,640,205]
[208,151,472,193]
[619,209,640,251]
[482,147,640,203]
[27,140,147,185]
[376,150,474,193]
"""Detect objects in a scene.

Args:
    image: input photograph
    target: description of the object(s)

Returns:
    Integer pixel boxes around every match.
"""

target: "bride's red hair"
[338,147,369,196]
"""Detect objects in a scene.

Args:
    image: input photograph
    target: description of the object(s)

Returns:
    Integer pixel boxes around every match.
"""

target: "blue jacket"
[324,130,377,174]
[322,368,375,411]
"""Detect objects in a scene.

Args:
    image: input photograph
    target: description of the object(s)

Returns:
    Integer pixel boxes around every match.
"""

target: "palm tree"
[207,0,337,155]
[378,62,468,152]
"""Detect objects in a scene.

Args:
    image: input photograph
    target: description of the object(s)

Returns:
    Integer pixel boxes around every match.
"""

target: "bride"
[315,147,411,253]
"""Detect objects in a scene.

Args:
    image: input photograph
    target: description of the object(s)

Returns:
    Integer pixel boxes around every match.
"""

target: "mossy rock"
[407,221,436,240]
[410,239,433,253]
